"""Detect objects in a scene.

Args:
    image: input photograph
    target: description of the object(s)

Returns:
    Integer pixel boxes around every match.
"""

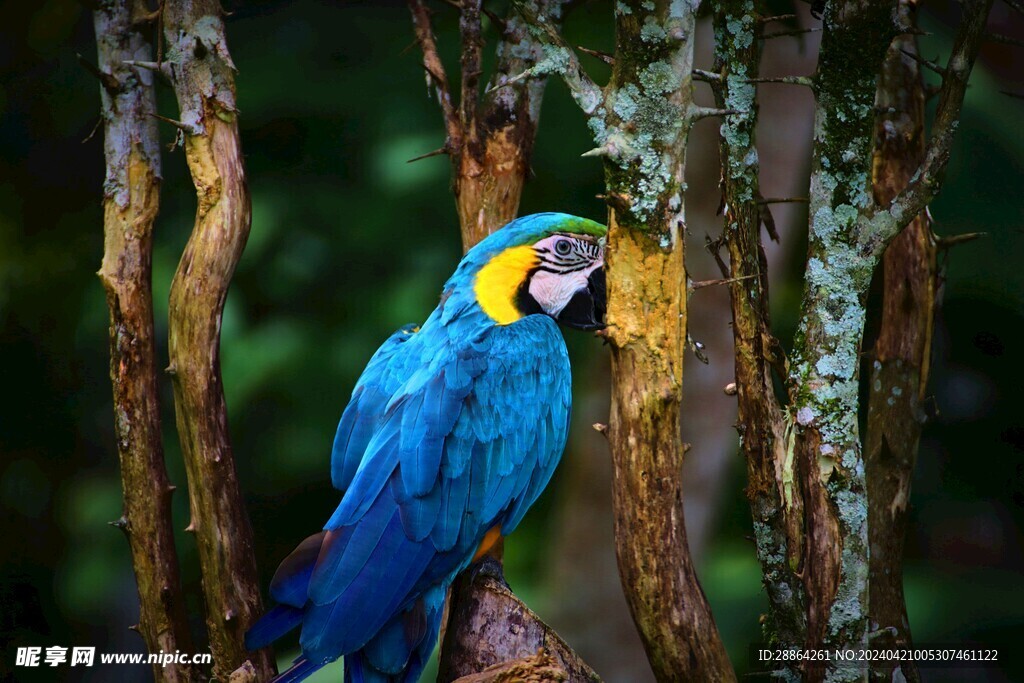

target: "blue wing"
[331,324,420,491]
[294,314,571,667]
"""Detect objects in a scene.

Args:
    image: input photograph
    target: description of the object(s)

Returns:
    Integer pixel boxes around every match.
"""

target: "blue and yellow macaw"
[246,213,607,682]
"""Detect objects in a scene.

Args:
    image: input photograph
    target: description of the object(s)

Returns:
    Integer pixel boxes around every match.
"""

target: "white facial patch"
[528,234,604,317]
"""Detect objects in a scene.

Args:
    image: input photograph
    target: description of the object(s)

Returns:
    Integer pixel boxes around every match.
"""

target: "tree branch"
[459,0,483,145]
[161,2,275,680]
[408,0,462,152]
[711,1,807,666]
[525,1,736,679]
[864,4,936,681]
[92,2,196,681]
[873,0,995,252]
[510,0,604,116]
[438,558,600,682]
[429,3,598,680]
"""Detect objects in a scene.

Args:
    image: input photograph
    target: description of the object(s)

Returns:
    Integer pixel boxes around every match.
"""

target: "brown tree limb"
[711,1,807,666]
[868,0,995,253]
[439,558,599,682]
[409,0,461,152]
[161,2,274,680]
[864,4,933,681]
[516,1,736,679]
[92,2,196,681]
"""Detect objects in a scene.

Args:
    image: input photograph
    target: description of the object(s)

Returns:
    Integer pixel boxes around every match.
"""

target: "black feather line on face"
[515,270,544,317]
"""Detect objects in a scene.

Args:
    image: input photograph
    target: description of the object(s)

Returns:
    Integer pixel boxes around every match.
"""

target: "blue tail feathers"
[245,604,304,651]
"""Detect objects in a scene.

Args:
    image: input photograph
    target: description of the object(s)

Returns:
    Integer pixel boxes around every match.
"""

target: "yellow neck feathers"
[474,246,538,325]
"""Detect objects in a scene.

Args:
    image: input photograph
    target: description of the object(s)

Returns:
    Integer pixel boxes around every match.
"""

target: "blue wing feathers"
[256,313,573,683]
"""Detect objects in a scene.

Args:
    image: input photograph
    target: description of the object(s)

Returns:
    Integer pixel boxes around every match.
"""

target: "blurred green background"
[0,1,1021,681]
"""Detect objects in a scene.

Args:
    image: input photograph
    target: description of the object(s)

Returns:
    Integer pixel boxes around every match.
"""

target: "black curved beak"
[555,267,606,331]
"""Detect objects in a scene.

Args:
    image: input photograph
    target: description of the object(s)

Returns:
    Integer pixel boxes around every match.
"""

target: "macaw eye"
[554,239,572,256]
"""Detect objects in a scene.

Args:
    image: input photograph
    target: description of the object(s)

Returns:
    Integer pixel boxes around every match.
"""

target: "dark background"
[0,1,1022,681]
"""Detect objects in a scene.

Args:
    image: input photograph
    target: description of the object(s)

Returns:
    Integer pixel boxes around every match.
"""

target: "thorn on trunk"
[986,32,1024,48]
[691,274,756,291]
[407,146,449,163]
[185,520,196,533]
[744,76,816,88]
[123,60,171,81]
[724,382,738,396]
[759,13,797,23]
[128,623,141,633]
[592,422,608,435]
[165,363,177,376]
[937,231,986,249]
[763,27,822,39]
[899,49,946,77]
[682,442,692,454]
[690,106,741,122]
[150,113,197,135]
[225,609,236,622]
[577,46,614,65]
[757,197,808,204]
[692,69,722,83]
[597,192,633,213]
[109,516,129,531]
[76,53,120,92]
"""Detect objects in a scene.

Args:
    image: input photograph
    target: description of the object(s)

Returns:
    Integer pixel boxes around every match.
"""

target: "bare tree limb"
[510,0,604,116]
[711,2,807,671]
[439,558,600,682]
[871,0,995,252]
[161,2,275,679]
[409,0,462,153]
[864,5,936,682]
[92,2,197,680]
[459,0,483,147]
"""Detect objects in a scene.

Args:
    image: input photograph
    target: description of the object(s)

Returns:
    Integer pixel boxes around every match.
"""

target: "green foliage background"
[0,1,1021,681]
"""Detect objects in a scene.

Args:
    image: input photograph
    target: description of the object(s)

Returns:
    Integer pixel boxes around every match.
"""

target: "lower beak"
[555,268,606,331]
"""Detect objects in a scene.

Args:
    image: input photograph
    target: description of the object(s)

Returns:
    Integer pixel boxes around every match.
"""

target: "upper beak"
[555,267,606,331]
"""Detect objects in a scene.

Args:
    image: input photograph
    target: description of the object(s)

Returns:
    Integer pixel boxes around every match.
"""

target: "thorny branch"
[161,1,275,679]
[92,1,196,680]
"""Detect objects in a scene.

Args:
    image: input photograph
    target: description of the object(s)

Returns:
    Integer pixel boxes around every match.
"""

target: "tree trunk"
[161,2,274,679]
[711,0,809,654]
[93,2,196,680]
[865,3,933,680]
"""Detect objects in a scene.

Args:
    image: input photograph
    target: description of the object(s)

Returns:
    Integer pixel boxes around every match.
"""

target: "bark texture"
[711,0,808,655]
[865,3,933,680]
[712,1,991,680]
[161,2,274,680]
[410,0,565,251]
[438,558,599,683]
[515,0,736,678]
[93,2,196,681]
[599,5,735,680]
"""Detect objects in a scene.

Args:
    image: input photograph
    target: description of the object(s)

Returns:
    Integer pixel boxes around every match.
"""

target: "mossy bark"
[711,0,808,662]
[598,2,735,680]
[161,2,274,680]
[93,2,196,681]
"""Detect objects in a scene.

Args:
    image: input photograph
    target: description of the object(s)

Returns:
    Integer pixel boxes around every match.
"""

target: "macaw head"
[459,213,607,331]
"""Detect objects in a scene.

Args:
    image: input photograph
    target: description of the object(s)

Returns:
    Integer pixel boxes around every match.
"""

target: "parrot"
[246,212,607,683]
